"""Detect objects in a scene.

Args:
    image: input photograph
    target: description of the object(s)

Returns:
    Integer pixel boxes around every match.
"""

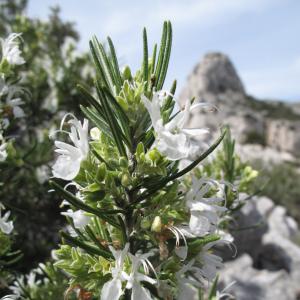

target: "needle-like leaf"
[134,130,226,203]
[95,83,127,157]
[154,21,167,89]
[149,43,157,76]
[157,21,172,90]
[50,181,122,228]
[91,36,115,93]
[107,36,123,91]
[80,105,112,139]
[142,27,149,90]
[60,231,112,259]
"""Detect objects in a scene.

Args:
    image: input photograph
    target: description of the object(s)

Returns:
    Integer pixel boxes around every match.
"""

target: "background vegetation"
[0,0,93,273]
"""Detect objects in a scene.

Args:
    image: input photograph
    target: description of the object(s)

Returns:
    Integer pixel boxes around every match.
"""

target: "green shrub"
[253,161,300,223]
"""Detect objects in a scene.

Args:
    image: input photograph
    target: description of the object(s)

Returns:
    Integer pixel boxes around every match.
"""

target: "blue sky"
[27,0,300,101]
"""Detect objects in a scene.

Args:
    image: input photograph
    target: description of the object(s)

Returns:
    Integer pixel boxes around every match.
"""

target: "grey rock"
[221,254,297,300]
[235,144,296,165]
[179,51,300,156]
[180,52,245,104]
[266,119,300,153]
[221,196,300,299]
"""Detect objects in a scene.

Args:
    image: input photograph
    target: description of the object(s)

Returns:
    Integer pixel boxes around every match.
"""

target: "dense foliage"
[0,0,93,272]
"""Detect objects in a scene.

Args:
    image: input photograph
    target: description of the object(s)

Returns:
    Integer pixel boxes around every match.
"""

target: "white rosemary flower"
[185,177,227,237]
[101,243,130,300]
[196,241,224,281]
[175,260,205,300]
[124,252,157,300]
[0,33,25,66]
[5,97,25,118]
[0,204,14,234]
[61,209,91,229]
[35,165,49,184]
[142,92,209,160]
[1,77,26,119]
[0,142,8,162]
[52,116,89,180]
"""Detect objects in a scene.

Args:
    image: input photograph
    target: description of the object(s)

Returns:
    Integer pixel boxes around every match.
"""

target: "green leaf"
[77,84,105,120]
[154,21,167,89]
[84,225,110,253]
[208,275,219,299]
[91,148,113,170]
[89,40,110,89]
[80,105,113,139]
[157,21,172,90]
[149,43,157,76]
[142,27,149,90]
[50,181,122,228]
[188,234,220,248]
[102,87,132,147]
[60,231,112,259]
[107,36,123,91]
[164,80,177,110]
[136,130,226,203]
[95,83,127,157]
[117,215,128,244]
[91,36,115,93]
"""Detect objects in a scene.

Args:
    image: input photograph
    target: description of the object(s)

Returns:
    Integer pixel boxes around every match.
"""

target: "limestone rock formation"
[220,196,300,300]
[180,52,245,103]
[179,52,300,156]
[221,254,298,300]
[266,119,300,154]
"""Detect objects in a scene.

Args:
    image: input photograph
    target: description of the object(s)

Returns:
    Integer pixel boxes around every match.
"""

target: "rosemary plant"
[43,22,235,300]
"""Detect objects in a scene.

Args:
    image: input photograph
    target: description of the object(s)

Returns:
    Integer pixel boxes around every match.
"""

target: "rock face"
[179,52,300,156]
[266,120,300,154]
[221,254,298,300]
[235,144,295,165]
[180,52,245,100]
[220,196,300,300]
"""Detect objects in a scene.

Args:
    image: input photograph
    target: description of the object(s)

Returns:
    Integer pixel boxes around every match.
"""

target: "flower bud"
[244,166,258,181]
[151,216,162,233]
[90,127,101,140]
[96,163,106,182]
[148,148,161,163]
[122,65,132,81]
[119,157,128,168]
[136,142,145,157]
[140,218,151,230]
[121,173,130,187]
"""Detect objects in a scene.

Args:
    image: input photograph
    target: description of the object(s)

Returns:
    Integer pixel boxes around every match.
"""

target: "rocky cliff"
[179,52,300,157]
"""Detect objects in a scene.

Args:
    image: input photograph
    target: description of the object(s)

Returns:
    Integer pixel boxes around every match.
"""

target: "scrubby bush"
[0,0,93,272]
[254,161,300,223]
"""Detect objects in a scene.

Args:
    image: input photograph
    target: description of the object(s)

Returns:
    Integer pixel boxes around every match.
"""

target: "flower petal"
[101,278,123,300]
